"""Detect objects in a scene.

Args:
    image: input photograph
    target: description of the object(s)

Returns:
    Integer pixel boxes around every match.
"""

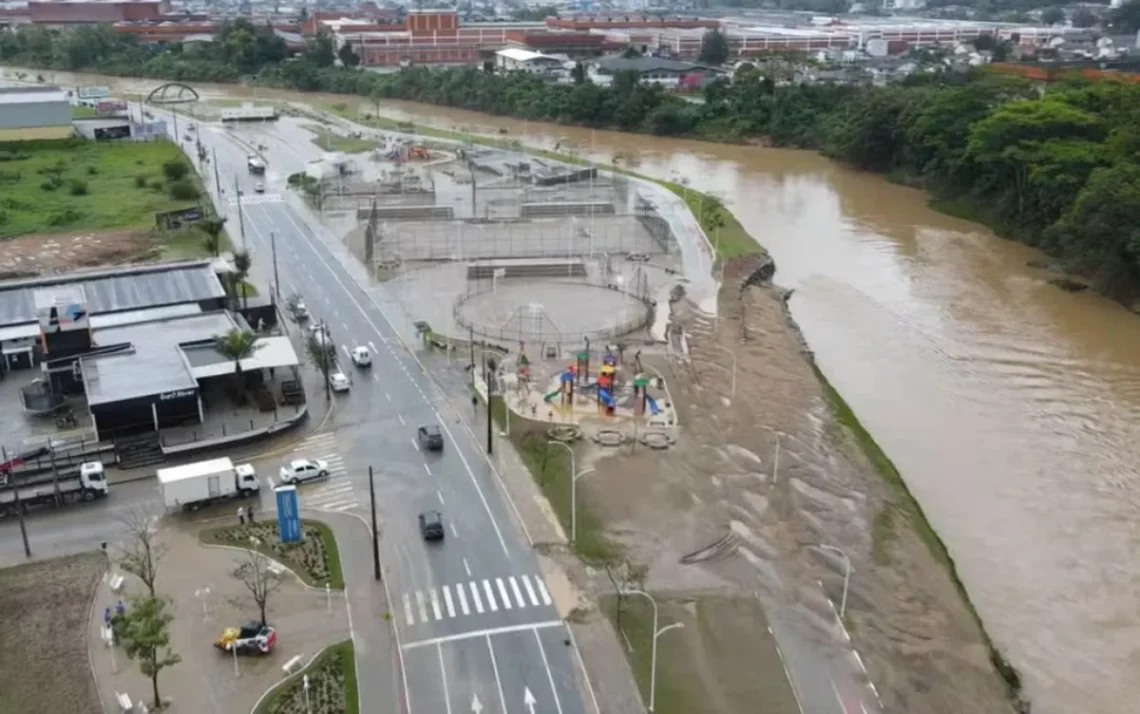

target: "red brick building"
[27,0,169,25]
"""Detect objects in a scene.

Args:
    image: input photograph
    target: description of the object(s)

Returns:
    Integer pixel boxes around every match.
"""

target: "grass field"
[304,124,377,154]
[0,552,105,714]
[0,137,201,238]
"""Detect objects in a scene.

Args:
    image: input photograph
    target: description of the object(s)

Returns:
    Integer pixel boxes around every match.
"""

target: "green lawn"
[304,124,378,153]
[158,224,231,260]
[0,137,202,238]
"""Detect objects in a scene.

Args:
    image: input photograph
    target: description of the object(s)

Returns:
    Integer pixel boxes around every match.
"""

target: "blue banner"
[275,485,301,543]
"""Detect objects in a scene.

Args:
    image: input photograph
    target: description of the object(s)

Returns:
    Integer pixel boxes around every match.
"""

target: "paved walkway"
[88,520,350,714]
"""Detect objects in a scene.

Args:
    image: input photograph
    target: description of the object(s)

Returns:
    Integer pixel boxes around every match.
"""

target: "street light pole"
[761,426,781,483]
[271,231,280,301]
[571,467,595,544]
[817,544,851,621]
[368,466,381,582]
[234,175,246,250]
[1,445,31,558]
[547,439,574,497]
[623,589,684,713]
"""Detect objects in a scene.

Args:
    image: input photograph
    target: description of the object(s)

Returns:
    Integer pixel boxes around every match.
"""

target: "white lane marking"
[449,522,458,538]
[535,629,565,714]
[424,463,432,476]
[398,414,406,426]
[486,635,508,714]
[262,205,514,558]
[401,621,565,651]
[521,575,540,607]
[403,593,414,626]
[437,643,454,714]
[342,344,350,358]
[566,626,602,714]
[429,588,443,621]
[463,557,472,578]
[373,373,380,382]
[456,583,470,616]
[509,576,526,608]
[831,678,853,714]
[482,580,497,612]
[536,578,553,607]
[442,585,456,619]
[495,578,512,610]
[436,488,444,504]
[341,321,348,332]
[385,391,391,401]
[411,438,420,452]
[415,590,429,623]
[369,341,377,352]
[470,582,485,613]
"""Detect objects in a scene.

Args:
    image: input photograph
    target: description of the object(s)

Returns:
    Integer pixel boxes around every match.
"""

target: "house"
[495,48,564,74]
[587,55,723,88]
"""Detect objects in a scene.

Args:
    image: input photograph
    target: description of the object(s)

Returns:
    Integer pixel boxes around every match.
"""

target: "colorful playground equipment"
[540,346,663,418]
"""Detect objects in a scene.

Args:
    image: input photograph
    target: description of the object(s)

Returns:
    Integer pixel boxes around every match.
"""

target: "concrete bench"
[114,691,132,712]
[282,655,303,675]
[108,574,125,593]
[267,561,286,577]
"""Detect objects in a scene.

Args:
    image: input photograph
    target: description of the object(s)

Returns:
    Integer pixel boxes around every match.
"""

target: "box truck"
[157,457,259,511]
[0,461,108,516]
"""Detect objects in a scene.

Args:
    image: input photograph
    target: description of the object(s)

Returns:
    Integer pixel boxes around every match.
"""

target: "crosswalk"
[291,432,359,512]
[230,192,284,206]
[399,574,554,627]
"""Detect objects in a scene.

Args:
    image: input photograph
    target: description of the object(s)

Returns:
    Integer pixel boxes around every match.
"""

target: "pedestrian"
[472,394,478,414]
[115,600,126,617]
[103,607,112,626]
[238,506,246,525]
[247,504,256,523]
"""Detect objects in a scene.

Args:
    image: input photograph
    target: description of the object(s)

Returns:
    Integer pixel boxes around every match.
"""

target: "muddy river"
[17,70,1140,713]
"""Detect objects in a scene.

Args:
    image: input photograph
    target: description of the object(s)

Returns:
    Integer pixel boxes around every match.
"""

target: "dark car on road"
[417,424,444,451]
[419,510,445,541]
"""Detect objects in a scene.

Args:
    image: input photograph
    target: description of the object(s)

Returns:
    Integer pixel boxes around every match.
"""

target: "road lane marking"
[342,344,350,358]
[372,373,380,382]
[369,341,377,352]
[449,523,458,538]
[429,588,443,621]
[536,578,553,607]
[385,391,391,401]
[403,593,414,626]
[437,643,454,714]
[436,488,444,503]
[424,463,432,476]
[411,438,420,452]
[482,580,497,612]
[509,576,526,608]
[486,636,508,714]
[521,575,540,607]
[534,629,565,714]
[470,582,485,613]
[416,590,429,623]
[456,583,470,615]
[401,621,564,651]
[495,578,512,610]
[463,557,471,578]
[831,678,854,714]
[398,414,406,425]
[442,585,456,619]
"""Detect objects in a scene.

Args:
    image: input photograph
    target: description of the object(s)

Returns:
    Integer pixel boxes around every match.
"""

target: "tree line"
[2,20,1139,301]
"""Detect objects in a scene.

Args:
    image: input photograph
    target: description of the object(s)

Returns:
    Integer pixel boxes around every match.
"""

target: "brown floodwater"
[20,69,1140,713]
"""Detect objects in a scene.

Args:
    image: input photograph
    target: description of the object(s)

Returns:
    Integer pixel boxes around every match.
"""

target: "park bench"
[282,654,303,675]
[114,691,132,713]
[108,573,125,593]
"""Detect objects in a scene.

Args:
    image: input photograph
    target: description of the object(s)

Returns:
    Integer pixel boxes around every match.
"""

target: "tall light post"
[761,426,781,483]
[571,467,595,544]
[547,438,574,485]
[816,544,851,622]
[623,589,684,713]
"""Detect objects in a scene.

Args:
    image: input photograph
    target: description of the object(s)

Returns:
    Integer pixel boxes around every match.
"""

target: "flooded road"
[18,70,1140,713]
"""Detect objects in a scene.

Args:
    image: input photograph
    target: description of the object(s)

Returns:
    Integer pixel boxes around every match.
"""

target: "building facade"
[0,86,73,141]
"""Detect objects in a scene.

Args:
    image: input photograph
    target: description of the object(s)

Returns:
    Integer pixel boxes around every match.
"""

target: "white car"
[351,346,371,367]
[255,182,265,193]
[330,372,350,392]
[278,458,329,484]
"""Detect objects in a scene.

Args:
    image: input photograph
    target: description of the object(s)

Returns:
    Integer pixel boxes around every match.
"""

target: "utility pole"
[212,147,222,198]
[234,175,246,250]
[468,327,475,383]
[485,357,495,455]
[369,466,381,582]
[319,319,331,402]
[2,446,31,559]
[271,232,280,301]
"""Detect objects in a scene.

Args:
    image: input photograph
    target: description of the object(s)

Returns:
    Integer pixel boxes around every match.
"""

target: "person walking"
[247,504,256,523]
[238,506,246,525]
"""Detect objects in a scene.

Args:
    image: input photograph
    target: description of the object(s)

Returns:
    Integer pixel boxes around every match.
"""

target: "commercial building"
[0,85,72,141]
[494,48,563,73]
[26,0,169,26]
[587,56,723,87]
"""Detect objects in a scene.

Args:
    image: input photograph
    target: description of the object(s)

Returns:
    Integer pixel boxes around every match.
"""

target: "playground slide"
[598,388,616,408]
[543,389,562,402]
[645,395,662,415]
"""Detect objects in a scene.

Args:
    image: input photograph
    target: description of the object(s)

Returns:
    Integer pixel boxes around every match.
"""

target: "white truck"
[247,155,266,175]
[0,461,108,516]
[157,457,259,511]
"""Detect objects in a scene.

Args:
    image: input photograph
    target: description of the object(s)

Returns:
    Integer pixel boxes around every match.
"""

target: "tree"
[1040,6,1065,25]
[1108,0,1140,33]
[306,332,336,401]
[117,595,181,711]
[571,61,586,85]
[200,217,227,256]
[369,87,383,118]
[1071,8,1098,28]
[305,33,336,68]
[116,506,167,598]
[338,41,360,68]
[213,328,263,389]
[229,545,284,626]
[697,28,729,66]
[232,249,252,308]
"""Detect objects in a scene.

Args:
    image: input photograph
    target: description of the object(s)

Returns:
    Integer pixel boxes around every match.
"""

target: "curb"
[85,557,111,714]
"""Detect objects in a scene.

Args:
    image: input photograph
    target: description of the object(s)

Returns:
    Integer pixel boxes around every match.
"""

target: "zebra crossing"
[399,574,554,627]
[291,432,359,512]
[230,192,284,206]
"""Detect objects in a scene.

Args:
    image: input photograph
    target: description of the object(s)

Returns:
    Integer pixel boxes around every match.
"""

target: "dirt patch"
[575,255,1015,714]
[0,228,157,277]
[0,551,106,714]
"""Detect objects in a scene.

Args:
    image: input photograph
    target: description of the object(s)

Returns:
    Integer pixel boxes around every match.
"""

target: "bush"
[0,150,29,162]
[68,179,88,196]
[0,169,21,183]
[86,165,98,175]
[47,208,83,226]
[149,179,165,192]
[0,210,8,225]
[134,174,148,188]
[168,178,199,201]
[162,159,188,181]
[40,179,57,192]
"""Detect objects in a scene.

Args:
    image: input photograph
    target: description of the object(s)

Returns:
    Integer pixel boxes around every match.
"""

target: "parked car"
[351,346,371,367]
[417,424,444,451]
[214,621,276,655]
[419,510,445,541]
[278,458,329,484]
[255,182,265,193]
[330,372,350,392]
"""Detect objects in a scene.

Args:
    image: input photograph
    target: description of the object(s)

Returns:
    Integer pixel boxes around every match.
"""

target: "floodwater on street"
[13,69,1140,713]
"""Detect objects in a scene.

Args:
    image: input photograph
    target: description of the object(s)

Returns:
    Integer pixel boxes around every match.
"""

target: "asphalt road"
[190,117,591,714]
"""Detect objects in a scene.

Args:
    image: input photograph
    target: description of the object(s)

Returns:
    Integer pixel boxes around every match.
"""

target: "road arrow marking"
[471,694,483,714]
[524,687,537,714]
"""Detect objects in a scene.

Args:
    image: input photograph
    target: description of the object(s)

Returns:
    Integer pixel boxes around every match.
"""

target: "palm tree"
[214,329,263,392]
[201,217,227,256]
[232,250,252,309]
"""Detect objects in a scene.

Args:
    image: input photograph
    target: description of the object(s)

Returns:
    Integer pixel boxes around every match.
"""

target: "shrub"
[168,178,199,201]
[40,179,57,192]
[86,165,98,175]
[47,208,83,226]
[0,169,21,183]
[68,179,88,196]
[162,159,189,181]
[149,179,165,192]
[134,174,148,188]
[0,150,29,162]
[0,210,8,224]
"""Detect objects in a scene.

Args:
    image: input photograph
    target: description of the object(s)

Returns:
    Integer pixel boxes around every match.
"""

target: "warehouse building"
[0,85,73,141]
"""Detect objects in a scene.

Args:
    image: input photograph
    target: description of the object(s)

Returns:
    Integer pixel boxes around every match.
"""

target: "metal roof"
[0,260,225,328]
[496,48,559,63]
[0,88,70,105]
